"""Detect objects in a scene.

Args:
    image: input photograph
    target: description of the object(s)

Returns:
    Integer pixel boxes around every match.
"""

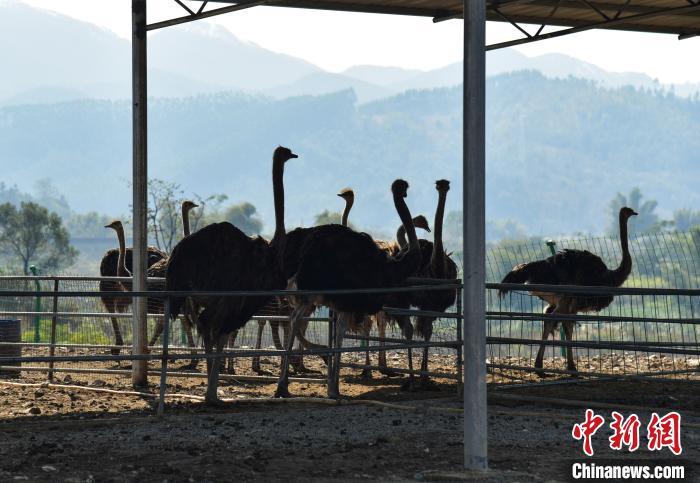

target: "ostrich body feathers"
[165,222,283,337]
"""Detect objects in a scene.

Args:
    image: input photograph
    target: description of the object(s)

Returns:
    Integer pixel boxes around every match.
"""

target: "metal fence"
[1,230,699,413]
[0,276,464,411]
[485,231,700,384]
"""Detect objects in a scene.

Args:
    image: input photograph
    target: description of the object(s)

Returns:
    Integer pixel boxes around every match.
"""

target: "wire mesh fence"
[486,231,700,384]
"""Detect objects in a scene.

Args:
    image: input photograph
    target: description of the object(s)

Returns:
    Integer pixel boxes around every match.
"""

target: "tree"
[0,202,78,274]
[223,202,263,236]
[145,179,227,252]
[672,208,700,232]
[608,188,660,236]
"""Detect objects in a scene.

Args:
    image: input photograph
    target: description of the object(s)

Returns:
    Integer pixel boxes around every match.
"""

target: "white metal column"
[132,0,149,387]
[463,0,488,471]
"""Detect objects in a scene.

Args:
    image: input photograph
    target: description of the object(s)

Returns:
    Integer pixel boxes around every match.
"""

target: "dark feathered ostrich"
[275,179,422,399]
[100,223,166,355]
[147,200,199,349]
[337,187,431,379]
[165,146,297,404]
[410,180,458,389]
[498,206,637,377]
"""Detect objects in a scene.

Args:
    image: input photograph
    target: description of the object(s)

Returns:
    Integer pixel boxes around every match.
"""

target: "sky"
[17,0,700,84]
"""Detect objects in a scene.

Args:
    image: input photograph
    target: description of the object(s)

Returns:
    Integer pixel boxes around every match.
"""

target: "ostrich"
[411,180,458,389]
[165,146,297,404]
[498,206,637,377]
[99,224,166,355]
[337,187,432,379]
[146,200,200,349]
[275,179,422,399]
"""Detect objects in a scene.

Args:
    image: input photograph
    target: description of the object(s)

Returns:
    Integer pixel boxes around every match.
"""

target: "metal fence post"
[456,282,463,390]
[47,278,59,381]
[131,0,149,387]
[30,266,41,343]
[157,297,171,416]
[463,0,488,471]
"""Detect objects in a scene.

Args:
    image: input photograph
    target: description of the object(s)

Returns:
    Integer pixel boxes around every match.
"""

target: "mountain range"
[2,1,699,106]
[3,71,700,238]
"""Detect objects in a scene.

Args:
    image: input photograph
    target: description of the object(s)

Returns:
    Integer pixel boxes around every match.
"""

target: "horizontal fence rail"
[0,274,464,412]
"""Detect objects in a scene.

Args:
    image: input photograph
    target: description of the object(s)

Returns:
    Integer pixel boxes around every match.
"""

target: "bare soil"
[1,351,699,482]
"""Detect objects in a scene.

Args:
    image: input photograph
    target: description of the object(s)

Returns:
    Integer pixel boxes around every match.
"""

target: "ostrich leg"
[400,315,416,391]
[360,316,373,380]
[225,330,238,374]
[563,320,578,375]
[377,313,394,376]
[417,316,439,390]
[251,320,269,375]
[182,311,198,369]
[328,312,349,399]
[205,333,228,405]
[534,304,559,378]
[275,305,306,398]
[106,302,125,356]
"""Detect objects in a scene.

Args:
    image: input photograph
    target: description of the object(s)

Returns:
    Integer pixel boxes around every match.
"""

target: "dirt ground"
[0,349,699,483]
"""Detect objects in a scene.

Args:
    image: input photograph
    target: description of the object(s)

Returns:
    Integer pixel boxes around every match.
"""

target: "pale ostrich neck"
[271,158,286,247]
[114,225,129,277]
[430,188,448,275]
[609,211,633,286]
[396,224,408,248]
[341,196,354,227]
[182,205,192,237]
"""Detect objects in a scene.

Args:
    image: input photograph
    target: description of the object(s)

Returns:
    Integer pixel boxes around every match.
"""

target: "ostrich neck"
[430,189,447,276]
[271,158,286,247]
[114,226,129,277]
[610,213,632,286]
[390,191,421,281]
[396,224,408,248]
[341,197,353,227]
[394,194,418,250]
[182,206,191,237]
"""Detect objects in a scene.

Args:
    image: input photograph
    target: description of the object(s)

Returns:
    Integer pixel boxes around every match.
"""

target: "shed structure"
[128,0,700,472]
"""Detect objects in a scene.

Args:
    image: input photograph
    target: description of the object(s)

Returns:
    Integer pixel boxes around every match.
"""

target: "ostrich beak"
[290,153,298,159]
[631,210,638,216]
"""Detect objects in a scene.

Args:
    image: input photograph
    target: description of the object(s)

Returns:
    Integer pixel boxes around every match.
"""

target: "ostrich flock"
[99,146,637,403]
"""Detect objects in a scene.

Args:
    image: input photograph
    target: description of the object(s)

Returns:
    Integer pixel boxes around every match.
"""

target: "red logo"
[647,412,682,455]
[609,411,641,452]
[572,409,606,456]
[572,410,683,456]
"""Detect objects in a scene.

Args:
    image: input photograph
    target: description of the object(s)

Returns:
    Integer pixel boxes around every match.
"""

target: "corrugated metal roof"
[211,0,700,36]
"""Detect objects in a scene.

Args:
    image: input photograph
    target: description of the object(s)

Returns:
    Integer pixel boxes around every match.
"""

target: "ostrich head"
[391,179,409,198]
[182,200,199,212]
[336,188,354,201]
[104,220,123,231]
[274,146,298,163]
[412,215,431,233]
[435,179,450,192]
[620,206,638,219]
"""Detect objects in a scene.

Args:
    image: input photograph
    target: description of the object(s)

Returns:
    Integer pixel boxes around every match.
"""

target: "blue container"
[0,319,21,377]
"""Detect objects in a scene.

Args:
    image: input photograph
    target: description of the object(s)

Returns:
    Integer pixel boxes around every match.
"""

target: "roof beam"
[487,1,700,49]
[147,0,266,30]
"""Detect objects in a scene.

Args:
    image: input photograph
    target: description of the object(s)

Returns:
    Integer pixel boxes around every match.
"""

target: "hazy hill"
[264,71,393,103]
[2,1,698,106]
[2,71,700,236]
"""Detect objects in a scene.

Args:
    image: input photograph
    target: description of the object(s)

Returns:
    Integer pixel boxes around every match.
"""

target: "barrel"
[0,319,21,378]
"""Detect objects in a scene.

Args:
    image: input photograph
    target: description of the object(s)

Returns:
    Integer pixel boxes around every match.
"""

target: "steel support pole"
[463,0,487,471]
[132,0,149,387]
